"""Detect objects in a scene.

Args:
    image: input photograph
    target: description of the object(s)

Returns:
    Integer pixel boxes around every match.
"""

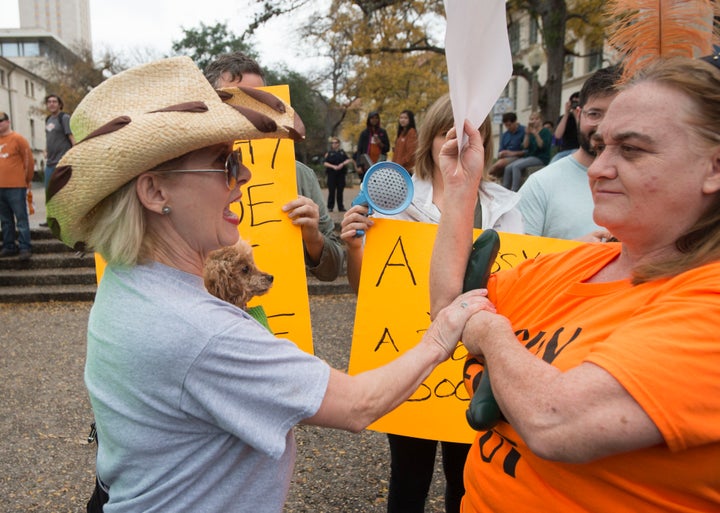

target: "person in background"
[392,109,418,173]
[323,138,352,212]
[487,112,525,181]
[355,111,390,181]
[551,91,580,162]
[47,56,492,513]
[502,110,552,192]
[342,93,523,513]
[430,56,720,513]
[542,120,557,157]
[204,52,343,282]
[42,94,75,227]
[518,66,621,241]
[0,111,33,260]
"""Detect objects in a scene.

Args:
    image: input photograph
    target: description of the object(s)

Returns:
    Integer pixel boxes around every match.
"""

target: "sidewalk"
[28,180,46,229]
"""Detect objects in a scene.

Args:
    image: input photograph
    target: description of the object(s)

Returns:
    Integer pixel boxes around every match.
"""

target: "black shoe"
[0,248,18,257]
[339,207,346,212]
[39,222,48,227]
[19,250,31,261]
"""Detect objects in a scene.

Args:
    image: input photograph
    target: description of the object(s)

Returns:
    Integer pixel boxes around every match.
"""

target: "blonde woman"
[341,93,523,513]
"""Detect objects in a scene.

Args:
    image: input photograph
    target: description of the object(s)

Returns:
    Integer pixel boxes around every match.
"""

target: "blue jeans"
[503,156,544,192]
[0,187,31,251]
[44,164,56,191]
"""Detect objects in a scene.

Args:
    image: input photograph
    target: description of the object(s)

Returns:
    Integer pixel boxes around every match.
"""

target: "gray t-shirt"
[517,154,601,240]
[45,112,73,166]
[86,262,330,512]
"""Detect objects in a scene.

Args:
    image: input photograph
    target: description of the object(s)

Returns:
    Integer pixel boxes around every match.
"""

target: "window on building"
[527,83,532,110]
[1,42,20,57]
[0,69,5,87]
[564,54,575,79]
[30,119,36,146]
[587,47,603,73]
[529,18,538,45]
[501,83,509,99]
[510,78,518,113]
[25,80,30,96]
[30,82,35,98]
[509,22,520,54]
[22,42,40,57]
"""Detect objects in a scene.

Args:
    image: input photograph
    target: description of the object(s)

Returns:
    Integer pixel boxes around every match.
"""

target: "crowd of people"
[21,37,718,513]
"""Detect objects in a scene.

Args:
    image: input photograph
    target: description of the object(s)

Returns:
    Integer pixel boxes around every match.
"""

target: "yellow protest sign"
[95,85,313,353]
[348,218,581,443]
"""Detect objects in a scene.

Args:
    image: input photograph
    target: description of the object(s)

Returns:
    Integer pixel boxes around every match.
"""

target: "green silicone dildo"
[461,229,502,431]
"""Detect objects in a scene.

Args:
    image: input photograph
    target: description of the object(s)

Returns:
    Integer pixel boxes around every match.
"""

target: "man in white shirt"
[518,66,621,240]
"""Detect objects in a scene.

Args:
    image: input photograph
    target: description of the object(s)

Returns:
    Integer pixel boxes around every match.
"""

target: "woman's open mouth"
[223,195,242,225]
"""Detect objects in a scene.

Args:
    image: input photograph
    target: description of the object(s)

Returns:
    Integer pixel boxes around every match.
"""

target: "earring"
[161,205,171,215]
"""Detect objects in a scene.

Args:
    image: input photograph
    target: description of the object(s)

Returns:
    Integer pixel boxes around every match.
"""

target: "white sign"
[492,97,514,124]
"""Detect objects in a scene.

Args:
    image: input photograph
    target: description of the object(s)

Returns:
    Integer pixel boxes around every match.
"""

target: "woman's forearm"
[429,190,477,318]
[430,119,486,318]
[345,245,363,294]
[463,314,663,463]
[306,290,492,432]
[307,337,448,432]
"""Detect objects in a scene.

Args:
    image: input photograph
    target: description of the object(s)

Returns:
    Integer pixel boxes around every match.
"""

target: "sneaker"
[18,250,31,261]
[0,248,18,257]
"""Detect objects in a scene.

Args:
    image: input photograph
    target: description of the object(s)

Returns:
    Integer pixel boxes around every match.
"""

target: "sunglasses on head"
[160,150,241,190]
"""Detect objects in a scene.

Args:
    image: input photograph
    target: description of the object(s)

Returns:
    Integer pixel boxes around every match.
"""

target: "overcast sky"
[0,0,323,73]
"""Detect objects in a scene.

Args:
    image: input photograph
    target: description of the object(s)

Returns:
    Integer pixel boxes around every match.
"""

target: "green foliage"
[170,22,256,70]
[257,0,611,139]
[302,0,449,150]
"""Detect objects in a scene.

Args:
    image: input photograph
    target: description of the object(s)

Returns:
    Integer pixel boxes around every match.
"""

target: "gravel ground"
[1,296,448,512]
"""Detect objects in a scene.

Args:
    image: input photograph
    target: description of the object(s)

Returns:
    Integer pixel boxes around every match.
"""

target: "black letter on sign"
[374,327,400,353]
[246,182,280,227]
[375,236,416,287]
[234,140,256,165]
[270,139,281,169]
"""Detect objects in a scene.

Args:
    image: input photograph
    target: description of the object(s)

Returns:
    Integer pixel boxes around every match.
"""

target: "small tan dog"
[204,238,274,310]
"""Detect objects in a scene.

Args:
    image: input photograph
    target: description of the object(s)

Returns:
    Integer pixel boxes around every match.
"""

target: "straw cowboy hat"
[46,56,305,250]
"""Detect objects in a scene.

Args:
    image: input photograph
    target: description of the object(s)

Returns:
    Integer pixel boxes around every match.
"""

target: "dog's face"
[203,238,274,310]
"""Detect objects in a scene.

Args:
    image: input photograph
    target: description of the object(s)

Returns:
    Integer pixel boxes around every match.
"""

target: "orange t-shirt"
[462,243,720,513]
[0,131,33,188]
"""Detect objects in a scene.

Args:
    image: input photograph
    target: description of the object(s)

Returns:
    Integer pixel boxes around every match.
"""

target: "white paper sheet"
[444,0,513,150]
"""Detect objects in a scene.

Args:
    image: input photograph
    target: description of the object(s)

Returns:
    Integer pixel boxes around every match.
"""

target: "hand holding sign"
[351,162,414,237]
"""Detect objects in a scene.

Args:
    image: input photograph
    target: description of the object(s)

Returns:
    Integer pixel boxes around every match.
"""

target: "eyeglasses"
[581,109,605,124]
[331,140,340,145]
[160,150,241,190]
